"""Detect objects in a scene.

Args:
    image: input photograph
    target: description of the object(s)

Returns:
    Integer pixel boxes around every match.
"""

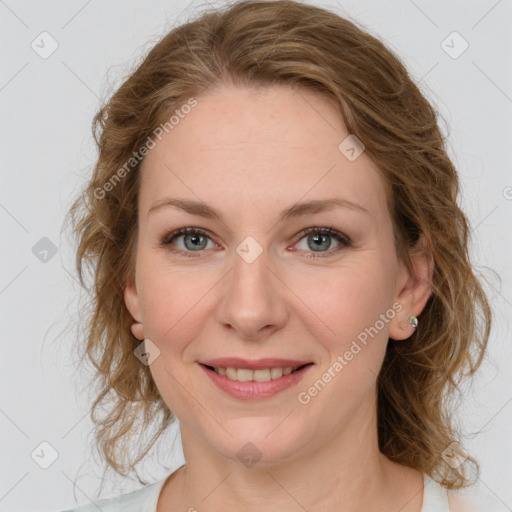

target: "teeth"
[271,367,284,379]
[213,366,298,381]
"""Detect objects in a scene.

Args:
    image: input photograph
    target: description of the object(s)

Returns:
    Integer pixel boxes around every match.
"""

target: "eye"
[160,227,217,257]
[160,226,352,258]
[293,226,352,258]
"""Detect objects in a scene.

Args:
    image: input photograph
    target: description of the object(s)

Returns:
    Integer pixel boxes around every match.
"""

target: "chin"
[208,420,311,468]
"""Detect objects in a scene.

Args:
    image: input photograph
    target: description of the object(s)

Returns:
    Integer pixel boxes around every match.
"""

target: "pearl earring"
[408,315,418,329]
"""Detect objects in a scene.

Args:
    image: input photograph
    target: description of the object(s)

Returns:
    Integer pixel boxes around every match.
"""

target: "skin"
[124,83,434,511]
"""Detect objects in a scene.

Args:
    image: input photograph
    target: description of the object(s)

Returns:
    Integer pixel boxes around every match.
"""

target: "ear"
[388,234,434,341]
[124,275,144,340]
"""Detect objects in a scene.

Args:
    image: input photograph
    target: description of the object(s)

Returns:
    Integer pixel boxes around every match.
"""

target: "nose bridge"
[233,241,270,301]
[216,236,288,338]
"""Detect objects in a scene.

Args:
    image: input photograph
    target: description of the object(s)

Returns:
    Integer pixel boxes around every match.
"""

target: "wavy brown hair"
[66,0,492,489]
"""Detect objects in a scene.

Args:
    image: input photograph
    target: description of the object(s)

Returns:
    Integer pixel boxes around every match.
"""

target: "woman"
[62,0,492,510]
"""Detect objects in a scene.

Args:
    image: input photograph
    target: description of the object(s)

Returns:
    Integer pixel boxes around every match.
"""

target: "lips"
[198,357,314,400]
[199,357,312,370]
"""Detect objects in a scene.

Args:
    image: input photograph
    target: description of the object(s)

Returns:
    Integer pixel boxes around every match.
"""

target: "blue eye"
[160,226,351,258]
[294,226,351,257]
[161,227,215,256]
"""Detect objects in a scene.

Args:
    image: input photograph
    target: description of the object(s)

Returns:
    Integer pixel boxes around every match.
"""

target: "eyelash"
[160,226,352,259]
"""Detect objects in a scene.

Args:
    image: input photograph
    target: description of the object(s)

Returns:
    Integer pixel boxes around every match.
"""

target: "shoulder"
[422,473,492,512]
[59,477,167,512]
[447,491,474,512]
[447,489,489,512]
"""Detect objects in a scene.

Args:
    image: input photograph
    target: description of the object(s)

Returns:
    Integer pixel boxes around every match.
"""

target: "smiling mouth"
[201,363,313,382]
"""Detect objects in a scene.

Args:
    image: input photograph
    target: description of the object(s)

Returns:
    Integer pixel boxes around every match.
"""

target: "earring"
[408,315,418,329]
[130,321,144,340]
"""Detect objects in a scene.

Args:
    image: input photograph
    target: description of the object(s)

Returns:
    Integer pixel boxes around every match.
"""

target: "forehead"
[138,84,388,223]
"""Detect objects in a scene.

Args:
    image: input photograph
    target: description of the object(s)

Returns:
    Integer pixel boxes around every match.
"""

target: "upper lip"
[199,357,313,370]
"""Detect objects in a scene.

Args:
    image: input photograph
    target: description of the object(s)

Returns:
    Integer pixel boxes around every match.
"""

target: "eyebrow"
[148,197,369,222]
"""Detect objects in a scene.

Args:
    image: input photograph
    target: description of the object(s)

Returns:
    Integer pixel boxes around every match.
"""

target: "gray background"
[0,0,511,511]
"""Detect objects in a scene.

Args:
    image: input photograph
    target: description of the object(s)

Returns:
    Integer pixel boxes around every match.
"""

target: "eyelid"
[291,225,352,258]
[294,225,350,244]
[160,226,214,246]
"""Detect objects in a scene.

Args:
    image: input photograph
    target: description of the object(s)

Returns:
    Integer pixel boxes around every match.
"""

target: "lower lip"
[199,363,313,400]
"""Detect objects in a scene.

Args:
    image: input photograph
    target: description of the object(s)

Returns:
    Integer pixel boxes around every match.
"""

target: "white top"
[61,469,450,511]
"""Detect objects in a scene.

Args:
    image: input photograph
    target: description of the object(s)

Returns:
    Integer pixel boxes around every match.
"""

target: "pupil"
[185,234,207,251]
[309,233,331,251]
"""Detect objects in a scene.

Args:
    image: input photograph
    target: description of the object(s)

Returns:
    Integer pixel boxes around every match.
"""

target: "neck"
[158,395,424,512]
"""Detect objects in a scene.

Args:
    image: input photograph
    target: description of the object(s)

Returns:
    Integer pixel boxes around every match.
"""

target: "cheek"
[295,265,396,415]
[136,263,216,414]
[298,258,396,344]
[136,258,218,355]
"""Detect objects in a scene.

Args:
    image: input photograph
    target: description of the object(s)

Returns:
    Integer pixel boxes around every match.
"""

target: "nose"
[214,242,289,341]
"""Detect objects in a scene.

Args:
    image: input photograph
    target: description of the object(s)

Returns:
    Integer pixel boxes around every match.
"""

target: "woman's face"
[125,83,429,466]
